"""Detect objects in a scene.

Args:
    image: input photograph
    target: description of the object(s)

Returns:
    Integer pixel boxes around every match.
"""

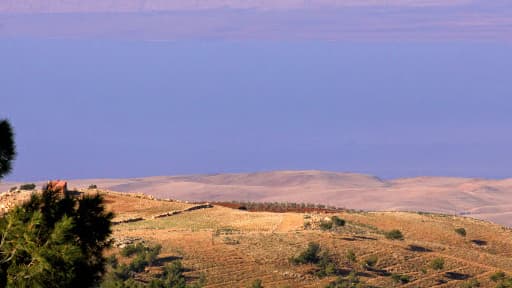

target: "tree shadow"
[155,255,183,265]
[356,271,374,278]
[353,235,377,241]
[365,267,391,276]
[471,239,487,246]
[340,237,358,241]
[407,245,432,252]
[444,272,470,280]
[185,274,205,282]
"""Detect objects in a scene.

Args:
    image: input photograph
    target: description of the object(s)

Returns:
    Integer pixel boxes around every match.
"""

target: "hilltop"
[89,190,512,287]
[3,170,511,227]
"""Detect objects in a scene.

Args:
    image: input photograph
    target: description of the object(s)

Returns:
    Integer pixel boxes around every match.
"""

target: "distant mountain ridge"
[2,170,512,227]
[0,0,474,14]
[2,0,508,41]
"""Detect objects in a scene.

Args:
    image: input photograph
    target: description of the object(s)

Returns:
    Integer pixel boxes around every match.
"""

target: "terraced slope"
[107,191,512,288]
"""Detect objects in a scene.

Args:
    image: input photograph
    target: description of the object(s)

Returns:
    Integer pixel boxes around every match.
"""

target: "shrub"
[103,246,203,288]
[290,242,321,264]
[325,271,361,288]
[120,243,162,273]
[346,250,356,264]
[460,278,480,288]
[391,274,410,284]
[331,216,346,227]
[222,236,240,245]
[251,279,263,288]
[129,254,149,273]
[320,221,333,230]
[385,229,404,240]
[363,255,378,269]
[89,184,98,189]
[495,279,512,288]
[19,183,36,190]
[455,228,467,237]
[121,243,147,257]
[291,242,337,277]
[146,244,162,266]
[316,250,337,277]
[154,262,207,288]
[8,186,17,192]
[491,271,507,282]
[145,261,188,288]
[431,258,445,270]
[106,255,119,269]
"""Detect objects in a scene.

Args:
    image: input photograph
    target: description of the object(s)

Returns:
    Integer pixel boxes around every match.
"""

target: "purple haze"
[1,1,511,181]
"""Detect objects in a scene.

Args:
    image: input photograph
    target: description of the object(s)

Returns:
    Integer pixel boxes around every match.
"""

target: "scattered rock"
[152,210,182,219]
[112,236,144,248]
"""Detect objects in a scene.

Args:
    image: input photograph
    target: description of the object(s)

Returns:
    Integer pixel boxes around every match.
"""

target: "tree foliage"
[331,216,346,227]
[290,242,321,265]
[362,255,378,270]
[250,279,263,288]
[430,257,445,270]
[0,189,113,287]
[454,228,467,237]
[491,271,507,282]
[102,243,205,288]
[384,229,404,240]
[325,271,366,288]
[0,119,16,180]
[19,183,36,190]
[290,242,338,277]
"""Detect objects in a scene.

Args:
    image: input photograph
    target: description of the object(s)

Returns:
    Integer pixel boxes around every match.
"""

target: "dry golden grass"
[108,192,512,288]
[95,190,194,221]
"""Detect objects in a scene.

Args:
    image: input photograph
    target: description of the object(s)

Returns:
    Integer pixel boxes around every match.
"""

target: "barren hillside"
[2,170,512,227]
[2,188,512,287]
[106,191,512,287]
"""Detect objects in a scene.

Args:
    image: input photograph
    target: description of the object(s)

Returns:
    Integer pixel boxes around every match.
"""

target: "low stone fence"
[112,217,145,225]
[151,203,213,219]
[113,203,213,224]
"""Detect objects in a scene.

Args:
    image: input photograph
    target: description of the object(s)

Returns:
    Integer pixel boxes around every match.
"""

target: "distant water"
[1,39,511,180]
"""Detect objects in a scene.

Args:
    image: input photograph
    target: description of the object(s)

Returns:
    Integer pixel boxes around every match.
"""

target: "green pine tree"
[0,119,16,180]
[0,188,114,287]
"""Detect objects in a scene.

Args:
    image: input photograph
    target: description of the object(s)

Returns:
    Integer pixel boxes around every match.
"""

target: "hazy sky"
[1,1,511,181]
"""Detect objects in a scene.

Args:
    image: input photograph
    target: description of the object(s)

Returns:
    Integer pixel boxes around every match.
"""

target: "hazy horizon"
[1,0,511,41]
[3,169,512,184]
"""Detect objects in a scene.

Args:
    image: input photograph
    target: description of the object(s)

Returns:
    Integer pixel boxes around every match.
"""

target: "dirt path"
[274,213,304,232]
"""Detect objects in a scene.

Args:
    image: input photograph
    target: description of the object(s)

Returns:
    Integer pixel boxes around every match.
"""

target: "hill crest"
[2,170,512,227]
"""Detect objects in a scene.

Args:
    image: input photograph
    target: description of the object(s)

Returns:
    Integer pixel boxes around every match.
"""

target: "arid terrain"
[2,170,512,227]
[1,187,512,287]
[85,190,512,287]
